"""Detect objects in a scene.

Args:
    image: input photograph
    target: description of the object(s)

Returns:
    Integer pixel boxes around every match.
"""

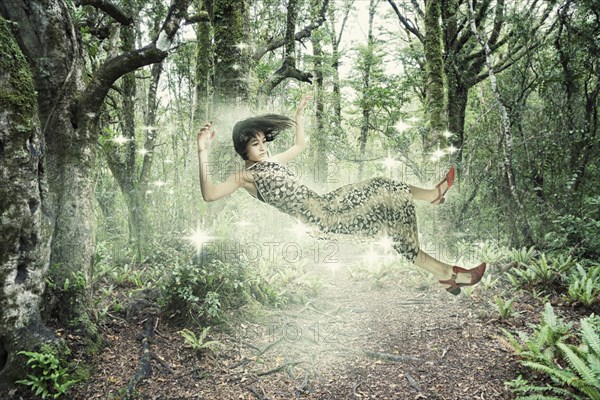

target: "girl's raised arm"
[197,123,242,202]
[270,93,312,164]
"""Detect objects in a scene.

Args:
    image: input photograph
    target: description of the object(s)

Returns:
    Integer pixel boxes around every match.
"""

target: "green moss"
[0,17,37,130]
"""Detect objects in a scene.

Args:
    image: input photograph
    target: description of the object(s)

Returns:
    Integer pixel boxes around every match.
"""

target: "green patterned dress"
[246,161,420,262]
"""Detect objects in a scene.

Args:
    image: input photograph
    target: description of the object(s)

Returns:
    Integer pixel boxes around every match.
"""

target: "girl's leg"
[409,181,450,203]
[414,249,474,285]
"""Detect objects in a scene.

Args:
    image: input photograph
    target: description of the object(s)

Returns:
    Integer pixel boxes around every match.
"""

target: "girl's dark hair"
[232,114,294,159]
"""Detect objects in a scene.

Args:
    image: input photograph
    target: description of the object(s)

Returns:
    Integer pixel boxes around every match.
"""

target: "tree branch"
[78,0,190,120]
[77,0,133,26]
[387,0,423,43]
[184,11,210,25]
[252,0,330,62]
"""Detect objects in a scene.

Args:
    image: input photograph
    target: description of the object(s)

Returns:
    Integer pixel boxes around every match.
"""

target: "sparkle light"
[362,248,379,265]
[111,136,131,145]
[152,180,166,187]
[443,130,453,139]
[395,120,412,132]
[383,154,397,170]
[187,226,214,251]
[141,126,158,131]
[291,221,310,237]
[446,145,458,154]
[232,64,240,70]
[139,148,150,156]
[236,42,248,50]
[430,148,446,161]
[377,235,395,252]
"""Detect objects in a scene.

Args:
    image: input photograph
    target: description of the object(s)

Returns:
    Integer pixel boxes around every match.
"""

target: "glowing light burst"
[232,64,240,70]
[138,148,150,156]
[395,120,412,132]
[235,42,248,51]
[111,136,131,145]
[187,227,214,252]
[446,145,458,154]
[430,148,446,161]
[362,248,379,265]
[382,154,397,170]
[291,221,310,237]
[152,180,166,187]
[377,235,395,252]
[443,130,453,139]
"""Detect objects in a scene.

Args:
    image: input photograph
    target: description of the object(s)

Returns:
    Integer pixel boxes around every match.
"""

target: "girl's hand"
[295,93,313,115]
[197,122,216,151]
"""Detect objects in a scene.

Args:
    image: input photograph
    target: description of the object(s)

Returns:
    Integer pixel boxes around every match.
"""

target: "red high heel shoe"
[431,166,455,205]
[438,262,487,296]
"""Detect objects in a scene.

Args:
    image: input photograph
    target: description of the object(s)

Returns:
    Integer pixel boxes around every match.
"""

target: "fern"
[504,309,600,400]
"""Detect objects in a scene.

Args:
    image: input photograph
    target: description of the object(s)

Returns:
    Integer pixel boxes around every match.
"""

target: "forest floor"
[8,255,554,400]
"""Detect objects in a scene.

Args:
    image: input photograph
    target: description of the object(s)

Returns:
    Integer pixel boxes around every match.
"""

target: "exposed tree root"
[125,318,154,399]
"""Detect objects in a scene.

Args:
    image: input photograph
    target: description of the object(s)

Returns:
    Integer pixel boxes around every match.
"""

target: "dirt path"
[7,259,519,399]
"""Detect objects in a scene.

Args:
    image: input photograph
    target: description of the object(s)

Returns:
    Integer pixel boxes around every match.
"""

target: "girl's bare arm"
[270,94,312,164]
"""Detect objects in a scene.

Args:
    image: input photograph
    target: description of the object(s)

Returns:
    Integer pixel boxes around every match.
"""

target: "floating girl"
[196,94,485,295]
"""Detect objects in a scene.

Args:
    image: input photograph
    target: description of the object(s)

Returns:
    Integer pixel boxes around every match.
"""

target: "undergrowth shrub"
[158,239,303,326]
[503,303,600,399]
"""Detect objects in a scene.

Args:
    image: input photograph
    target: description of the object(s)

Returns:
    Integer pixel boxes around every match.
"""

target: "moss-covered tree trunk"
[1,0,191,354]
[195,0,213,122]
[212,0,249,105]
[312,1,328,189]
[424,0,447,145]
[0,16,60,388]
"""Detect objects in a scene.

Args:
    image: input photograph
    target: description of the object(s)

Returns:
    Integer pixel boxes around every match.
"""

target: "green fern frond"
[581,319,600,355]
[516,395,565,400]
[522,361,579,385]
[558,343,598,387]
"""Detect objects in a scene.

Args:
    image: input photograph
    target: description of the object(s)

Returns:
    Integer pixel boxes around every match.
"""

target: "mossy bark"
[212,0,249,105]
[195,0,213,121]
[424,0,447,144]
[0,16,63,389]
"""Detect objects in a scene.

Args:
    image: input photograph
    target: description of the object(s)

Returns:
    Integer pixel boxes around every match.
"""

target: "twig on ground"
[256,361,303,377]
[363,350,419,362]
[406,372,421,391]
[150,352,174,374]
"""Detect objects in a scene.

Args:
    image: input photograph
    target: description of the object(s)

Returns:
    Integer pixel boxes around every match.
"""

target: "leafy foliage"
[566,265,600,306]
[503,305,600,399]
[179,327,222,359]
[16,351,77,399]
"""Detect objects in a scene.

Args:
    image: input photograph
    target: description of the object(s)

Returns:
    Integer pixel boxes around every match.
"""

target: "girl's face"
[245,131,268,162]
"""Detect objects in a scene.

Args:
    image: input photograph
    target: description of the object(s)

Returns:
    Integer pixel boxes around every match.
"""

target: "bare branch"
[387,0,423,42]
[78,0,190,119]
[253,0,330,61]
[77,0,133,26]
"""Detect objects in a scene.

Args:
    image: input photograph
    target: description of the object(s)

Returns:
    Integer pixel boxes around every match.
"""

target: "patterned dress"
[246,161,420,262]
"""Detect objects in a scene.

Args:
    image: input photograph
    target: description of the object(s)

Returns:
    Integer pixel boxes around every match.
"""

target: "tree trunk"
[212,0,250,105]
[1,0,191,339]
[312,9,328,189]
[195,0,213,122]
[0,17,61,388]
[424,0,447,144]
[328,2,351,140]
[468,0,534,246]
[358,0,378,180]
[446,71,468,163]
